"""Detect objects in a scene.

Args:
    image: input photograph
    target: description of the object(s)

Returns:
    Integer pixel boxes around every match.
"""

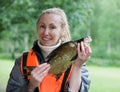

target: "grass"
[0,59,14,92]
[0,59,120,92]
[87,57,120,67]
[87,66,120,92]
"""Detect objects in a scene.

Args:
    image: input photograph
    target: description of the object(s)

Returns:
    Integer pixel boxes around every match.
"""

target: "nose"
[43,28,49,35]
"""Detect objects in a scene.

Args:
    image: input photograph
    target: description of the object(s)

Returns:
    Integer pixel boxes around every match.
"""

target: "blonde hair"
[37,8,71,43]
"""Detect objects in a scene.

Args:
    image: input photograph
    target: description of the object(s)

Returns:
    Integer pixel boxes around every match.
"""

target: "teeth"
[42,38,50,41]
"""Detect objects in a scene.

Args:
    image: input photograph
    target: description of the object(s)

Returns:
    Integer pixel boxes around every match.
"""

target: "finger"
[77,43,81,53]
[35,66,50,83]
[88,46,92,54]
[81,41,86,55]
[31,63,50,74]
[37,65,50,76]
[31,64,50,81]
[37,66,50,78]
[85,45,92,55]
[77,42,85,58]
[32,63,47,72]
[35,64,50,75]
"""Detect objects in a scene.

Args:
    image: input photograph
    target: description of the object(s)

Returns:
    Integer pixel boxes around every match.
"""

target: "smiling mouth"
[42,37,51,41]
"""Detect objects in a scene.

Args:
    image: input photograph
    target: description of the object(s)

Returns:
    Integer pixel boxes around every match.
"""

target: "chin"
[41,40,55,46]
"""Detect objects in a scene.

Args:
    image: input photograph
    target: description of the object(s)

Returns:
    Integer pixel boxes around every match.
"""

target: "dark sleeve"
[65,64,91,92]
[6,58,28,92]
[80,64,91,92]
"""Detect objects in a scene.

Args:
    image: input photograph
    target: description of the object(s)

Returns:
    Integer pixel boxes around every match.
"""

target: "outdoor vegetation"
[0,0,120,92]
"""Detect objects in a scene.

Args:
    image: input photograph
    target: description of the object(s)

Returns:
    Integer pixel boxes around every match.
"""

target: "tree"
[0,0,92,58]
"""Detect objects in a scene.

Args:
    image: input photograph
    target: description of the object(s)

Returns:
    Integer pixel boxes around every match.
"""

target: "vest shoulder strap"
[60,65,72,92]
[20,52,29,80]
[20,50,39,80]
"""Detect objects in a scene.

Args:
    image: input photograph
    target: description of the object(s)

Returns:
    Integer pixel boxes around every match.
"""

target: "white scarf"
[37,40,61,58]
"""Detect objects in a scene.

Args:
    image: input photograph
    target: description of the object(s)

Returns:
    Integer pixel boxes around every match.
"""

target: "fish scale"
[47,36,92,75]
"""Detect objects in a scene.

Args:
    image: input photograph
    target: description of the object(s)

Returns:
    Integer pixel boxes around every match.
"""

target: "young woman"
[7,8,92,92]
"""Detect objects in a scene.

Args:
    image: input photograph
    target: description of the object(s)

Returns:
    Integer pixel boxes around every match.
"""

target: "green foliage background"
[0,0,120,66]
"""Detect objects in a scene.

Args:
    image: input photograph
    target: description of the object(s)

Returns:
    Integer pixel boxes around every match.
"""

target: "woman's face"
[37,14,63,46]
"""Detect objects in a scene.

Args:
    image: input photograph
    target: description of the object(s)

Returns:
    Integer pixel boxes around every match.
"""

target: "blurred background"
[0,0,120,92]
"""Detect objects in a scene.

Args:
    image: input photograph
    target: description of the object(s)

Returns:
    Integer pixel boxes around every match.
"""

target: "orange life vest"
[20,49,73,92]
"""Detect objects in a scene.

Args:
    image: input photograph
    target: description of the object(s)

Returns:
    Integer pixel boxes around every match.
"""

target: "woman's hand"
[74,41,92,68]
[28,63,50,91]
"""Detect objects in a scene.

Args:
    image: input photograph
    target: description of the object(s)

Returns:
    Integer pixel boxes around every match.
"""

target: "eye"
[39,24,45,29]
[50,25,56,30]
[51,26,56,29]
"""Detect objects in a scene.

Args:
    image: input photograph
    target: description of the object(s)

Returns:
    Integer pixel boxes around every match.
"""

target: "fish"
[47,36,92,76]
[23,36,92,78]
